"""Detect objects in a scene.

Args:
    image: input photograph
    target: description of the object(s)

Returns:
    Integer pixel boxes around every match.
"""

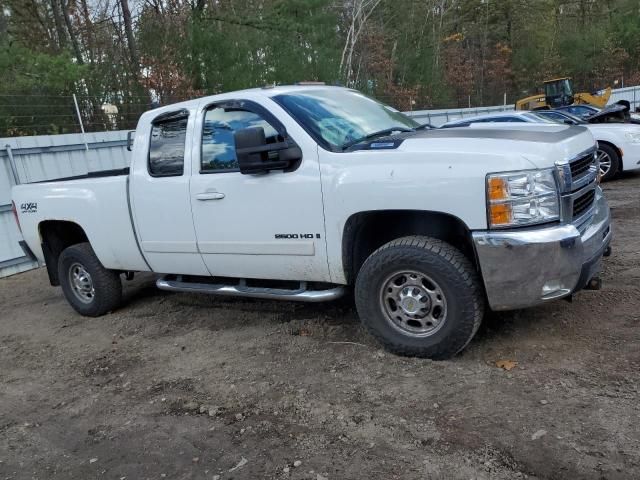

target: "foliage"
[2,0,640,135]
[0,41,86,135]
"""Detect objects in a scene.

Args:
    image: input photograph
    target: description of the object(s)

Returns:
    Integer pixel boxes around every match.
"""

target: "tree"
[339,0,382,85]
[3,0,640,137]
[119,0,139,74]
[0,42,87,135]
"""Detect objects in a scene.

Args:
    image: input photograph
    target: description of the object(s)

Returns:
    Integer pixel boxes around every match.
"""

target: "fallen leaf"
[495,359,518,371]
[531,429,547,440]
[229,457,248,472]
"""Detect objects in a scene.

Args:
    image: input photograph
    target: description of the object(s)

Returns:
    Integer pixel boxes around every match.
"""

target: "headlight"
[624,131,640,144]
[486,168,560,228]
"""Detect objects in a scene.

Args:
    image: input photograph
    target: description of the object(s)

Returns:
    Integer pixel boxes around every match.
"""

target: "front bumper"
[472,187,611,310]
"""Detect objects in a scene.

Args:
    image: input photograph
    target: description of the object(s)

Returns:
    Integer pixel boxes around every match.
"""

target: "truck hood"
[397,123,595,169]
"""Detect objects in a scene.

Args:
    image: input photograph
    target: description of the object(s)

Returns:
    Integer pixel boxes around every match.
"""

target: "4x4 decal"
[21,202,38,214]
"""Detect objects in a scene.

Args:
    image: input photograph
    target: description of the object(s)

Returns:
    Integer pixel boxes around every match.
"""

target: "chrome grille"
[556,147,598,194]
[572,189,595,221]
[556,146,598,226]
[570,152,596,181]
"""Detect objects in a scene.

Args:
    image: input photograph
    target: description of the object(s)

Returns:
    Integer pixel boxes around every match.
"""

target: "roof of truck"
[140,84,351,119]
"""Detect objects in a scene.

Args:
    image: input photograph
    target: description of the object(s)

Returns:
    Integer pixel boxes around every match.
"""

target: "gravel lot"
[1,173,639,480]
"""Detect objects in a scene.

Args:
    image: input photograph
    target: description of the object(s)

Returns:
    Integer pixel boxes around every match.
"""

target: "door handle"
[196,192,225,201]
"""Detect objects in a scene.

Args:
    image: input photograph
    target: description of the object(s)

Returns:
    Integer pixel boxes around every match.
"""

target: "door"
[189,100,329,282]
[129,109,209,275]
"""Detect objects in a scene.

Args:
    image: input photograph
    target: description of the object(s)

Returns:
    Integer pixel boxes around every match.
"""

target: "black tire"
[597,143,620,182]
[355,236,484,360]
[58,242,122,317]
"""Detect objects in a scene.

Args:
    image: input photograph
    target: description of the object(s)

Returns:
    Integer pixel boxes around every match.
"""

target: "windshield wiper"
[342,127,415,150]
[414,122,434,130]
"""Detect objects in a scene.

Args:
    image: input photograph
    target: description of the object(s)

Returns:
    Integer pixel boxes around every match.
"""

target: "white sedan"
[442,110,640,181]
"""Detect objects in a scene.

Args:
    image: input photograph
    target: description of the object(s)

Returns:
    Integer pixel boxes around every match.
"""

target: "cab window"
[149,115,188,177]
[201,107,281,173]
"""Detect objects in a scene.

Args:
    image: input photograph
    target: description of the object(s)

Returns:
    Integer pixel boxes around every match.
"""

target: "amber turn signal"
[489,203,512,226]
[488,176,508,201]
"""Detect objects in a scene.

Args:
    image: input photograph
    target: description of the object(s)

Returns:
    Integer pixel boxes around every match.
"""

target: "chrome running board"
[156,276,345,303]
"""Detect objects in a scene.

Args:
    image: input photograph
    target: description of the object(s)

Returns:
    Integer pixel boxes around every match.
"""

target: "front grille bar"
[555,146,598,194]
[572,189,596,220]
[556,146,598,225]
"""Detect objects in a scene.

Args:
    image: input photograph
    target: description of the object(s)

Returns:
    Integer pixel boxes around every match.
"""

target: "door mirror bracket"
[234,127,302,174]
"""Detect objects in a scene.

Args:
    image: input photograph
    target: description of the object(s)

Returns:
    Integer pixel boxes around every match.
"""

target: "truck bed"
[11,174,149,272]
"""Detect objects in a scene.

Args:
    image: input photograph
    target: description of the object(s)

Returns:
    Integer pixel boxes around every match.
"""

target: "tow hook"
[585,276,602,291]
[125,271,135,281]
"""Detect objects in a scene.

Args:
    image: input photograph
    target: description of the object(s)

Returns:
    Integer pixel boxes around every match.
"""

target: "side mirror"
[126,130,135,151]
[234,127,302,174]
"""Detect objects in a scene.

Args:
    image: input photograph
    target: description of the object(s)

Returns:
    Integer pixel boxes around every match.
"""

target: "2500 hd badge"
[275,233,321,239]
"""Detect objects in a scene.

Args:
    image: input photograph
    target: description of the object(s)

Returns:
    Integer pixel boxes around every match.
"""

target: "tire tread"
[355,235,484,359]
[58,242,122,317]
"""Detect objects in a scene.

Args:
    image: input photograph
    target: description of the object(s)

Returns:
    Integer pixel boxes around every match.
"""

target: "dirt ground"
[1,173,639,480]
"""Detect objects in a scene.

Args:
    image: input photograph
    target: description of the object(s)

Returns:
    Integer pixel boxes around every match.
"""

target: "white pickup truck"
[12,85,612,359]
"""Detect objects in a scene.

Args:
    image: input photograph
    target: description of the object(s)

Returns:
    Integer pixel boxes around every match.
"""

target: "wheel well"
[342,210,477,284]
[39,221,89,286]
[597,140,623,170]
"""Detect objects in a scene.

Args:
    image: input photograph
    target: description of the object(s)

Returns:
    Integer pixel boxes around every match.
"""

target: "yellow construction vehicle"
[516,77,611,110]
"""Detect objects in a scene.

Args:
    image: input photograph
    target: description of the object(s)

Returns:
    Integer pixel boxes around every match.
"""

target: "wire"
[0,104,151,109]
[1,111,144,117]
[3,121,137,129]
[2,125,87,130]
[0,94,156,98]
[6,114,85,119]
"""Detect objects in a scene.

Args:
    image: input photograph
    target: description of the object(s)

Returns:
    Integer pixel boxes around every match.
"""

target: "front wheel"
[355,236,484,360]
[58,242,122,317]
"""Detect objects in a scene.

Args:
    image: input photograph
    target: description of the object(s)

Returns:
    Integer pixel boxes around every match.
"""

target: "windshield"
[273,89,419,151]
[530,111,585,125]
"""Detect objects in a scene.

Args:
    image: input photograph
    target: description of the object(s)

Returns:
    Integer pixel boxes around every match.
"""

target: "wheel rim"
[379,270,448,338]
[597,149,611,177]
[68,262,95,304]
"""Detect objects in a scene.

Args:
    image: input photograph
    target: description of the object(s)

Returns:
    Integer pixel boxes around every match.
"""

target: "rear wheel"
[355,236,484,360]
[58,242,122,317]
[597,143,620,182]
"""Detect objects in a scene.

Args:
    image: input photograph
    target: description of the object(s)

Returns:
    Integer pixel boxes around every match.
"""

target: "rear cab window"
[148,111,189,177]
